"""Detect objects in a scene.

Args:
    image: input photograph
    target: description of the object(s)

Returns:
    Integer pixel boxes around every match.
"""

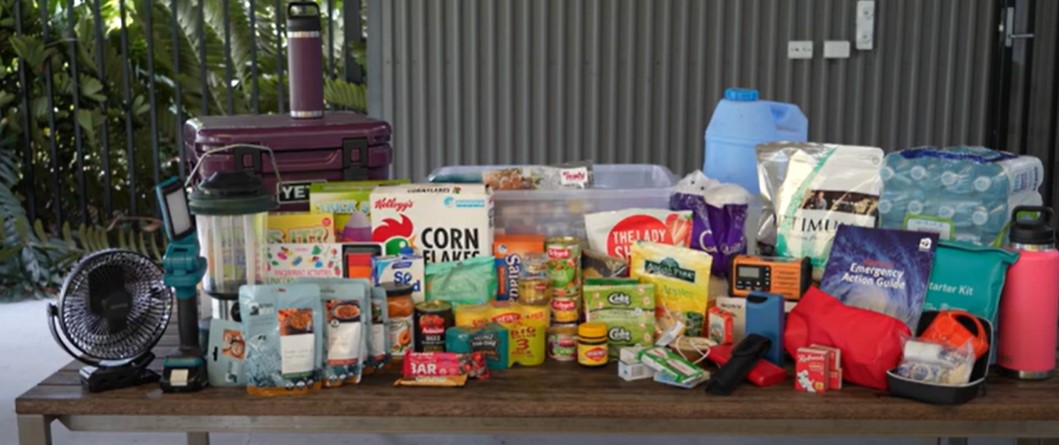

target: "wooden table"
[16,329,1059,445]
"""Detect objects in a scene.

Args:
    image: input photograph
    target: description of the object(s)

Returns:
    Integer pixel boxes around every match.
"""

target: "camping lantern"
[188,170,274,300]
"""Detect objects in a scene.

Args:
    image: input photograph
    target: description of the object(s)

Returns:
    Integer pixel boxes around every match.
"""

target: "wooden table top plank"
[17,358,1059,422]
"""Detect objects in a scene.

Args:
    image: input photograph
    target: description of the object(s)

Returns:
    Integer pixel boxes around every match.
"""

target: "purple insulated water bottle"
[287,2,324,119]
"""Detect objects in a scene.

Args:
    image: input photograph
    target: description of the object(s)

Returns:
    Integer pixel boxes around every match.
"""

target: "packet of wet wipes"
[240,284,325,396]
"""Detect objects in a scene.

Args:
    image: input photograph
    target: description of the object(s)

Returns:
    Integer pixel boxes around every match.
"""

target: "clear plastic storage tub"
[428,164,677,238]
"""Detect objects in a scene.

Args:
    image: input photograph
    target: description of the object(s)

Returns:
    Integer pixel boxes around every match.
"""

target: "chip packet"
[585,208,693,260]
[629,241,713,337]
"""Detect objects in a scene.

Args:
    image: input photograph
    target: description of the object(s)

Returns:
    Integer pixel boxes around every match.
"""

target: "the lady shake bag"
[669,171,752,278]
[784,286,911,390]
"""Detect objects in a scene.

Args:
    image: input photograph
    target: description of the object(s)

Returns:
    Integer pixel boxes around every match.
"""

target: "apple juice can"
[414,300,454,353]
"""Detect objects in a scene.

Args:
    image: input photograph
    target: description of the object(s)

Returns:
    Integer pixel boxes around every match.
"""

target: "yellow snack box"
[487,301,548,367]
[630,241,713,338]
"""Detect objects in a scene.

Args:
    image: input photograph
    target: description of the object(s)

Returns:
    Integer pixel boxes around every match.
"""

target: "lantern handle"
[185,144,283,199]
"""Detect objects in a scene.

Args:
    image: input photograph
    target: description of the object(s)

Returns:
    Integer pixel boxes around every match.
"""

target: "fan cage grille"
[58,250,173,363]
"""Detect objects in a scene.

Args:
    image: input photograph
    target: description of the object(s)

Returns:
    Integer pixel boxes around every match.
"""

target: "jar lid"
[579,322,607,338]
[381,282,414,298]
[188,171,274,215]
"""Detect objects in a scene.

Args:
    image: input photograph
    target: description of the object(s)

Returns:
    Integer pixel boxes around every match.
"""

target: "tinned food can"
[550,293,582,324]
[546,236,582,297]
[547,324,578,362]
[518,278,552,306]
[414,300,454,353]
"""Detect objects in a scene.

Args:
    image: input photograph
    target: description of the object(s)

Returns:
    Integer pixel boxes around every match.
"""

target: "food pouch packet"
[240,284,325,396]
[583,248,629,278]
[366,284,392,371]
[630,241,713,337]
[206,319,246,387]
[425,255,498,307]
[669,171,752,278]
[585,208,693,260]
[583,282,656,358]
[756,142,885,279]
[295,277,370,387]
[481,161,595,190]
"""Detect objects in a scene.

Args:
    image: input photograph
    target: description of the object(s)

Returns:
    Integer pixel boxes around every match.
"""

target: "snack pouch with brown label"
[296,277,371,387]
[630,241,713,338]
[240,284,325,396]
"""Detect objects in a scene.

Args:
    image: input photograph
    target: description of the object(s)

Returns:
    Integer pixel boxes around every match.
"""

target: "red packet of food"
[402,352,490,381]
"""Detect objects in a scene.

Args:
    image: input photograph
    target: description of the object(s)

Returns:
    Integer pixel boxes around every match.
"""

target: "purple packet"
[669,173,750,278]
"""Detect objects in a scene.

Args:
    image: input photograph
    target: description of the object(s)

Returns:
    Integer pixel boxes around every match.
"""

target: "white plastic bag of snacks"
[240,284,325,396]
[669,171,753,278]
[585,208,692,260]
[629,241,713,337]
[295,277,370,388]
[756,142,884,279]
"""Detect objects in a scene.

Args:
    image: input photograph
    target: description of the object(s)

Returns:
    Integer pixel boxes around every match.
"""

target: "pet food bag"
[757,142,885,279]
[425,255,498,307]
[240,284,325,396]
[629,241,713,337]
[585,208,692,260]
[669,170,753,278]
[295,277,371,388]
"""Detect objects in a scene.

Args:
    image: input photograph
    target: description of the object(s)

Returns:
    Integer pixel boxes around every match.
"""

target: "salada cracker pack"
[370,184,494,262]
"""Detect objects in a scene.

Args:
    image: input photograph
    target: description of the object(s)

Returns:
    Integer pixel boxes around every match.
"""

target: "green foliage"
[0,0,368,300]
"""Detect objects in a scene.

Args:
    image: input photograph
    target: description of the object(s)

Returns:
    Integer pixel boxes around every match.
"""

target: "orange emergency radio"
[729,255,811,301]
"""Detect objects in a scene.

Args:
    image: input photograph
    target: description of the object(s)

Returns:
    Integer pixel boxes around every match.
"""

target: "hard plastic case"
[887,310,992,405]
[185,112,393,210]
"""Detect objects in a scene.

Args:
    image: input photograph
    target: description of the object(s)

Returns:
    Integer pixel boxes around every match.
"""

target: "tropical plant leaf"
[80,75,105,102]
[62,222,76,249]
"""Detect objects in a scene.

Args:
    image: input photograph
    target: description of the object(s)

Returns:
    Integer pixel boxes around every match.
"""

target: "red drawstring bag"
[784,286,911,390]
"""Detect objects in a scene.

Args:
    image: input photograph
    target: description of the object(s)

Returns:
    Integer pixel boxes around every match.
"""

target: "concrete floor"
[1,299,1014,445]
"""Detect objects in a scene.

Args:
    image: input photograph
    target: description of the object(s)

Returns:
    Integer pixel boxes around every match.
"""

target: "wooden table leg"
[187,432,210,445]
[17,415,53,445]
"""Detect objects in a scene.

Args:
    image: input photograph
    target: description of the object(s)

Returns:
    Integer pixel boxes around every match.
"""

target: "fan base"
[79,365,161,393]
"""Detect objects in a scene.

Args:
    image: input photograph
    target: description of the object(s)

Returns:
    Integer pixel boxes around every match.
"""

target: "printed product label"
[325,300,362,366]
[278,308,315,378]
[389,316,413,356]
[371,323,387,359]
[904,215,954,240]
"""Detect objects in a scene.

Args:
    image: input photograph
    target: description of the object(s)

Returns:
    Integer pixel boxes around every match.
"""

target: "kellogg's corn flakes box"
[370,184,493,263]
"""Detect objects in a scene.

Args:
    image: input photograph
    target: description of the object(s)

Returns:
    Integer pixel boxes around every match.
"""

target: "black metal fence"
[3,0,364,232]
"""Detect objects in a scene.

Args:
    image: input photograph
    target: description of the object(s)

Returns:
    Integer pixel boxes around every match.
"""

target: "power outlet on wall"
[788,41,814,59]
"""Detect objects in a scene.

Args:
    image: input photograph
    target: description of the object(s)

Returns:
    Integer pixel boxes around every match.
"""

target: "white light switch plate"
[788,41,814,59]
[856,0,875,50]
[824,41,851,58]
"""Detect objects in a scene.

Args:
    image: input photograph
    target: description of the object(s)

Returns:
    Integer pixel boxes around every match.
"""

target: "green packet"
[583,282,656,358]
[425,255,497,307]
[638,346,705,385]
[923,240,1018,323]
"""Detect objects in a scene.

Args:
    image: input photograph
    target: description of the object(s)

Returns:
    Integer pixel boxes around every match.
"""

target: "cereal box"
[310,180,408,242]
[265,244,343,283]
[373,253,425,302]
[583,281,656,358]
[267,213,335,243]
[493,234,545,301]
[370,184,493,262]
[795,347,829,393]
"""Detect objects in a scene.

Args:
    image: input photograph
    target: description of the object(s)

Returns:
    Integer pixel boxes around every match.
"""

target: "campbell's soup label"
[584,209,692,259]
[370,184,494,263]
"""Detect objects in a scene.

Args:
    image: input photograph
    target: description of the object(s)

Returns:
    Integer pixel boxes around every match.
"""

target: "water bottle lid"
[1009,206,1056,245]
[724,88,759,102]
[287,2,322,33]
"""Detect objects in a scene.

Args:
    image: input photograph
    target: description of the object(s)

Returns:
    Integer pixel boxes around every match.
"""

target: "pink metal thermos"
[998,206,1059,380]
[287,2,324,119]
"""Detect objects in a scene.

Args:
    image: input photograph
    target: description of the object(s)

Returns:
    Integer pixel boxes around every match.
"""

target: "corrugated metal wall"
[368,0,999,181]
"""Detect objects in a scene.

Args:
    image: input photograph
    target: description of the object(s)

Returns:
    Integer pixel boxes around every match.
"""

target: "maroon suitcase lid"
[185,111,391,149]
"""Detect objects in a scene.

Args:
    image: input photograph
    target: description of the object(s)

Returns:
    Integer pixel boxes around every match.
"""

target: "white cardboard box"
[370,184,494,263]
